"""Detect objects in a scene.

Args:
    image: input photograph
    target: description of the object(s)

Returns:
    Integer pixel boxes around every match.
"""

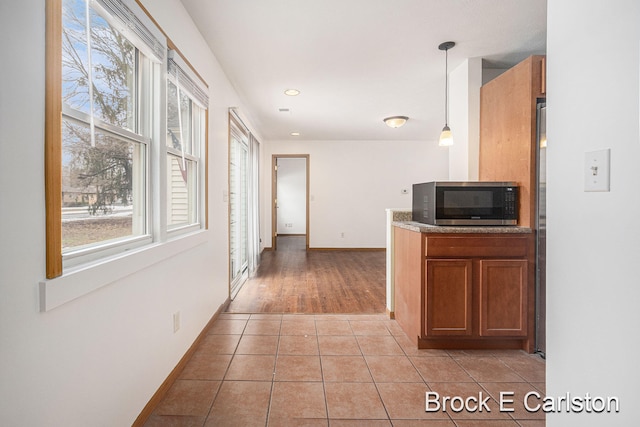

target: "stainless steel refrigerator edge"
[535,102,547,357]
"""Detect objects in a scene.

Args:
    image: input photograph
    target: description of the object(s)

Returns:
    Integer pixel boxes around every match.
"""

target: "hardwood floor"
[226,236,386,314]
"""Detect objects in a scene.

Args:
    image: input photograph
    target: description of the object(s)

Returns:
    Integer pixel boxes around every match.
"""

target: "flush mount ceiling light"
[383,116,409,128]
[438,41,455,147]
[284,89,300,96]
[290,132,300,136]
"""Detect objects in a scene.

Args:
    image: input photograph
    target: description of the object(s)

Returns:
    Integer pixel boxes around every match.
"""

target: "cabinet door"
[425,260,473,336]
[479,260,528,336]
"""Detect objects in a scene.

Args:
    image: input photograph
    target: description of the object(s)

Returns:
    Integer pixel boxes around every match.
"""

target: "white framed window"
[59,0,164,268]
[166,51,208,234]
[46,0,208,281]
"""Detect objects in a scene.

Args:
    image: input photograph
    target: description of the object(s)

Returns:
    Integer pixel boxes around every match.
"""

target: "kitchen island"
[392,221,535,352]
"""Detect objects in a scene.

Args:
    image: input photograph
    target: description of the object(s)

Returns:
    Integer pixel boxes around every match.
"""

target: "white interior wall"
[546,1,640,426]
[0,0,250,425]
[262,140,449,248]
[449,58,482,180]
[276,157,307,234]
[482,67,509,85]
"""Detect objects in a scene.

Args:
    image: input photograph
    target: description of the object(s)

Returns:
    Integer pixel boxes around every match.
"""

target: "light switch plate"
[584,149,610,192]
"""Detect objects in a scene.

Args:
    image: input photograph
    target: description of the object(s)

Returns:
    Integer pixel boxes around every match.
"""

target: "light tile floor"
[144,313,545,427]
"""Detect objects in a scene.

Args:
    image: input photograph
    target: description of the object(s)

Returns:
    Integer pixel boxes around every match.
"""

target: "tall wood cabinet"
[393,225,535,352]
[479,55,546,228]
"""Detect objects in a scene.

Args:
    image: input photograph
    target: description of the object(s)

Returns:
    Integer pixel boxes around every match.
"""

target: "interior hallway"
[227,236,386,314]
[143,236,545,426]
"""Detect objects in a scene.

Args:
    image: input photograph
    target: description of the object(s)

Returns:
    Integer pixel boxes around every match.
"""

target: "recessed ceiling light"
[284,89,300,96]
[290,132,300,136]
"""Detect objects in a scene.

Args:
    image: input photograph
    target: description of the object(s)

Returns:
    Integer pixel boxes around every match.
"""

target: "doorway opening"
[271,155,309,251]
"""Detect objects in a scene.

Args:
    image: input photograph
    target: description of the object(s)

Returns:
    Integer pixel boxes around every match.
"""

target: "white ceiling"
[180,0,547,142]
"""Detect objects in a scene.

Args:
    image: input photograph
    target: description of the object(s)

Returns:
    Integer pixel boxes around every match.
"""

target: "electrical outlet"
[340,232,345,238]
[173,311,181,333]
[584,149,610,192]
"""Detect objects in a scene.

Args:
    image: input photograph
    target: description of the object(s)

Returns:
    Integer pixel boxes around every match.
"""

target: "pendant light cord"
[444,47,449,127]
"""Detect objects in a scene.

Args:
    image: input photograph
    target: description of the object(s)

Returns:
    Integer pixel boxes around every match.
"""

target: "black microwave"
[412,181,519,226]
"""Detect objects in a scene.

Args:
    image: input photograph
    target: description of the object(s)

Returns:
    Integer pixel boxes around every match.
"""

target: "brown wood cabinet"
[425,259,472,336]
[393,226,535,352]
[479,259,528,337]
[479,55,546,229]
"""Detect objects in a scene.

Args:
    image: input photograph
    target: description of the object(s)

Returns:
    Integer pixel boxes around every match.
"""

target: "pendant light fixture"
[438,41,455,146]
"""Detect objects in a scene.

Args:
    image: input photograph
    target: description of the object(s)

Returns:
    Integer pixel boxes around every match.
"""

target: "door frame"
[228,113,251,298]
[271,154,310,250]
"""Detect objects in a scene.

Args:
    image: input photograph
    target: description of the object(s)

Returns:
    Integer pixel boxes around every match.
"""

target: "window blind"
[168,50,209,109]
[94,0,165,62]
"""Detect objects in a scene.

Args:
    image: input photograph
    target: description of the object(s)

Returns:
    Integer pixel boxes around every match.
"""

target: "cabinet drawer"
[425,235,529,258]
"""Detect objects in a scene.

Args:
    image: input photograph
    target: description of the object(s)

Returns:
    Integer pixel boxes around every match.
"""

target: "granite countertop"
[392,221,532,234]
